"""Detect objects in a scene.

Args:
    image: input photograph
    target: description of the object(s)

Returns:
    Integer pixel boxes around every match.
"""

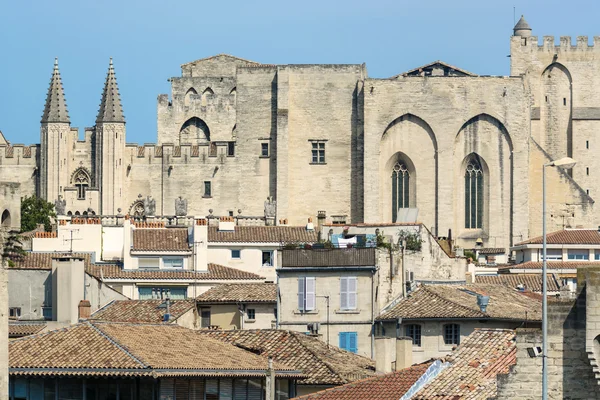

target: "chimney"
[477,293,490,313]
[375,337,396,374]
[52,255,85,324]
[192,219,209,272]
[218,216,235,232]
[465,271,474,284]
[306,217,314,231]
[78,300,91,320]
[395,337,413,371]
[317,211,326,230]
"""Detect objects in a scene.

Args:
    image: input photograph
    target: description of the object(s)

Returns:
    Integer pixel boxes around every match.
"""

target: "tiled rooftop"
[478,248,506,255]
[201,329,376,385]
[132,228,189,251]
[377,284,541,322]
[413,329,516,399]
[515,229,600,245]
[9,322,47,338]
[500,261,600,271]
[475,274,560,292]
[86,263,265,281]
[8,252,92,270]
[196,283,276,303]
[10,322,299,377]
[90,300,195,323]
[292,361,433,399]
[208,226,318,243]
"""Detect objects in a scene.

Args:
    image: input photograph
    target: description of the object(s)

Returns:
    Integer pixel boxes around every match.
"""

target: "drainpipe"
[371,268,375,359]
[276,271,280,329]
[266,357,276,400]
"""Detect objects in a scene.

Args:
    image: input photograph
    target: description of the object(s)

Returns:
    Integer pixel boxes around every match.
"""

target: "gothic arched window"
[465,158,484,229]
[180,117,210,143]
[392,162,410,222]
[73,169,90,200]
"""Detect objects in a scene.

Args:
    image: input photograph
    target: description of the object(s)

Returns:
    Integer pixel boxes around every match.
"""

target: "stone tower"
[94,58,126,215]
[40,58,71,203]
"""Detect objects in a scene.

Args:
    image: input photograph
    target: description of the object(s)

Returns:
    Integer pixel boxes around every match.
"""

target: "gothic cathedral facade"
[0,16,598,251]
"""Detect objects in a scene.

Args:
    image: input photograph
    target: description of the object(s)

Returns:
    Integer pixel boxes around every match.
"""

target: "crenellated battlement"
[515,35,600,51]
[0,144,39,164]
[125,142,235,165]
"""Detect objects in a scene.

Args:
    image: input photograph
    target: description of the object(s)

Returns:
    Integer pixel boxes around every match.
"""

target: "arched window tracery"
[392,161,410,223]
[72,169,90,200]
[465,157,484,229]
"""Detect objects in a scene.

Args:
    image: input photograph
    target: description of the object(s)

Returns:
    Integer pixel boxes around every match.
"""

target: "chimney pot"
[477,294,490,313]
[78,300,91,320]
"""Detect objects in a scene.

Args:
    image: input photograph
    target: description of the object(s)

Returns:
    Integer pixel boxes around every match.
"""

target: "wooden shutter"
[340,277,348,310]
[298,278,305,311]
[220,379,233,400]
[339,332,347,350]
[348,332,358,353]
[305,277,316,311]
[175,379,189,400]
[348,277,357,310]
[160,379,175,400]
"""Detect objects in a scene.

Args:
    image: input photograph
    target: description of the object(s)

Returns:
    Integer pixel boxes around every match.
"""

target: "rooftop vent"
[477,294,490,313]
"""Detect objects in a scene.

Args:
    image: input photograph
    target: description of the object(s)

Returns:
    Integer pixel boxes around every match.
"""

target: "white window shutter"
[340,277,348,310]
[298,277,305,311]
[348,277,357,310]
[306,277,316,311]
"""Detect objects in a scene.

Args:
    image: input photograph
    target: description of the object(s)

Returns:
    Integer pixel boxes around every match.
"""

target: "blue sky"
[0,0,598,145]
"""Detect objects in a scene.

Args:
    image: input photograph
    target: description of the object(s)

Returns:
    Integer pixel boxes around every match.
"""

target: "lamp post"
[542,157,576,400]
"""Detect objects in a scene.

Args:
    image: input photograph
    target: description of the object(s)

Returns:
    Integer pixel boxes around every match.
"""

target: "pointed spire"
[513,15,532,37]
[41,58,70,124]
[96,57,125,124]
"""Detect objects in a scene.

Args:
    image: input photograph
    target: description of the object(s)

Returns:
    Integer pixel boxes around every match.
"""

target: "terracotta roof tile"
[413,329,516,400]
[478,248,506,255]
[8,252,92,270]
[475,274,560,292]
[90,300,195,323]
[208,226,318,243]
[9,322,47,338]
[377,284,541,322]
[201,329,376,385]
[10,322,299,377]
[500,261,600,271]
[516,229,600,245]
[293,361,433,400]
[86,263,265,281]
[132,228,189,251]
[196,283,276,303]
[281,248,376,268]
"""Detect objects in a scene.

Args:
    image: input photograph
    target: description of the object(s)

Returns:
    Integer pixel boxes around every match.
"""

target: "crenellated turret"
[40,58,72,203]
[94,58,126,215]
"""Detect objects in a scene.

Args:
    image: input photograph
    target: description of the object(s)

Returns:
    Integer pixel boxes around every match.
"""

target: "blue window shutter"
[349,332,358,353]
[339,332,347,350]
[138,287,152,300]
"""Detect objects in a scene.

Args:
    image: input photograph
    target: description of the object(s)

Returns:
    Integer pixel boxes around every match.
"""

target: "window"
[541,249,562,260]
[405,324,422,346]
[340,276,357,310]
[262,250,274,267]
[444,324,460,346]
[261,143,269,157]
[139,258,160,269]
[9,307,20,319]
[392,161,410,222]
[568,249,589,260]
[587,167,590,176]
[339,332,358,353]
[163,257,184,269]
[587,140,590,149]
[228,142,235,156]
[563,98,567,106]
[311,142,326,164]
[465,157,484,229]
[138,287,187,300]
[204,181,212,197]
[231,249,241,259]
[247,308,256,320]
[596,252,600,261]
[201,308,211,328]
[73,169,90,200]
[297,277,316,312]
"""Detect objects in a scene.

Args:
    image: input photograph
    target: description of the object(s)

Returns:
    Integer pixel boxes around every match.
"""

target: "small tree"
[21,195,56,232]
[2,230,26,267]
[398,229,424,252]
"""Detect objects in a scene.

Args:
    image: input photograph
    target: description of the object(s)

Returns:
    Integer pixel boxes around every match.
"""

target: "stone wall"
[495,295,600,399]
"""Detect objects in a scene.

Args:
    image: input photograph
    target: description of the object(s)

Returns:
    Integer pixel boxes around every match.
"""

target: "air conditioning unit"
[307,323,320,334]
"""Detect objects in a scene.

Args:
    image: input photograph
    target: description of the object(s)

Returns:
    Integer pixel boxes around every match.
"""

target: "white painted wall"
[208,244,278,280]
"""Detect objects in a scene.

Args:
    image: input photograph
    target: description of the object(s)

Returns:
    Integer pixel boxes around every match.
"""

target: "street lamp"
[542,157,576,400]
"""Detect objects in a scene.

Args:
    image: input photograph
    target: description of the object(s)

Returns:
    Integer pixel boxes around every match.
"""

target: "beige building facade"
[1,17,599,251]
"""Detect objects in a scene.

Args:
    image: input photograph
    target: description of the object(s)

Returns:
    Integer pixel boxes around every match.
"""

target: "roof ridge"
[87,321,148,368]
[293,332,357,384]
